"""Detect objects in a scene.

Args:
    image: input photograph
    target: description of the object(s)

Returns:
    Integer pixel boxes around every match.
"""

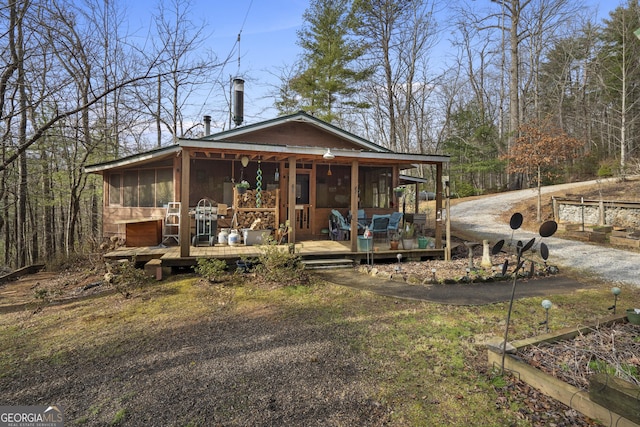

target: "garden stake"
[540,299,552,333]
[609,287,621,314]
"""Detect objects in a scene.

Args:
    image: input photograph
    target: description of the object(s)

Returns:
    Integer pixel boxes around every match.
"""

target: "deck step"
[302,258,354,270]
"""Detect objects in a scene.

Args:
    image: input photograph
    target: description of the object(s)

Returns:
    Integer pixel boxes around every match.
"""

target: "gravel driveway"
[450,178,640,287]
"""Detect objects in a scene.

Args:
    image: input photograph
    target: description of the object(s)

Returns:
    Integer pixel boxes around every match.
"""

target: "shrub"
[33,288,50,303]
[256,238,308,286]
[108,258,153,298]
[453,180,476,198]
[195,258,228,282]
[597,160,615,177]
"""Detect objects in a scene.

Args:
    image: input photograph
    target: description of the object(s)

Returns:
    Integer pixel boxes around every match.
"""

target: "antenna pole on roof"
[237,32,241,71]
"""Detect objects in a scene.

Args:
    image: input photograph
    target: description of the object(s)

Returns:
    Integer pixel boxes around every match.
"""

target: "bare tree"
[0,0,166,266]
[137,0,218,146]
[352,0,441,154]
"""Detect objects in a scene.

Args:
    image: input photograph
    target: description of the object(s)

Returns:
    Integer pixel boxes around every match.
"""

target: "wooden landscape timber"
[486,315,640,427]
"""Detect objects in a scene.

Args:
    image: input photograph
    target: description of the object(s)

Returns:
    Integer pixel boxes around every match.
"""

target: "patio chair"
[328,217,345,240]
[348,209,367,230]
[369,214,390,241]
[387,212,403,240]
[329,210,351,240]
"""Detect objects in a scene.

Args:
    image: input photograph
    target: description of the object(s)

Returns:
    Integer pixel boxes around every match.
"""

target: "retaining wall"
[553,198,640,229]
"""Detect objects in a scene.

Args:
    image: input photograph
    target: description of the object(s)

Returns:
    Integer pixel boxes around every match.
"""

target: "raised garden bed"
[610,235,640,249]
[486,316,640,427]
[564,230,608,243]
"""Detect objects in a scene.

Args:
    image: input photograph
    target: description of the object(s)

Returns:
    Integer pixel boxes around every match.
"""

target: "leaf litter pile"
[518,322,640,389]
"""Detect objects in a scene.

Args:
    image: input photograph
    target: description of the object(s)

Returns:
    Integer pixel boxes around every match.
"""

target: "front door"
[293,171,312,237]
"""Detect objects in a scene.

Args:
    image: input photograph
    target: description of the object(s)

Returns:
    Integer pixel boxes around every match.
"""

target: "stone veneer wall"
[556,202,640,229]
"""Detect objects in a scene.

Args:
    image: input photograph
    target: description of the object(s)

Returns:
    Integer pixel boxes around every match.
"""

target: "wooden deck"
[105,239,445,268]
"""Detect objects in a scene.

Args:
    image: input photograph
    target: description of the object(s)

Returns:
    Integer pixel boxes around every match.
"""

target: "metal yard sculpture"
[492,213,558,375]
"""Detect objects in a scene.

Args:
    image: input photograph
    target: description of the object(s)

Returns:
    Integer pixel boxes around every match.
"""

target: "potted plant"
[389,230,400,250]
[401,222,415,250]
[236,180,250,194]
[394,186,405,198]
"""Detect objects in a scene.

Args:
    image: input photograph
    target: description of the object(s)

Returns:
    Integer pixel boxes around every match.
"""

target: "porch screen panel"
[139,169,155,207]
[123,171,139,207]
[156,168,173,207]
[109,174,121,205]
[359,167,391,208]
[315,165,350,208]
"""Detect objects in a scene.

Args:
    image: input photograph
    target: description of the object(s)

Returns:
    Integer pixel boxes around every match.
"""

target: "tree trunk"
[537,166,542,223]
[509,2,520,154]
[16,16,27,267]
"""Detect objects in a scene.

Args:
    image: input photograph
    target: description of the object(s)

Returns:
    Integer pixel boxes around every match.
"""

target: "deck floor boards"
[104,239,445,267]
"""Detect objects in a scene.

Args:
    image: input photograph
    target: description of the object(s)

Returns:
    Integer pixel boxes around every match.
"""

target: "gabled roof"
[85,145,180,173]
[85,111,449,173]
[202,110,391,153]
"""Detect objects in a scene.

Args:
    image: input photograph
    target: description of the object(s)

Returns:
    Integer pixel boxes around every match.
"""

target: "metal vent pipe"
[233,78,244,127]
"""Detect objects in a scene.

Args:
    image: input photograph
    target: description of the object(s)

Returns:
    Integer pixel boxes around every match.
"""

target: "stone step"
[302,258,354,270]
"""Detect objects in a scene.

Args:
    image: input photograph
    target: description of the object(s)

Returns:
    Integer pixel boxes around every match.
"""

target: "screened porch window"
[359,167,391,208]
[109,168,174,207]
[109,174,121,205]
[316,165,351,208]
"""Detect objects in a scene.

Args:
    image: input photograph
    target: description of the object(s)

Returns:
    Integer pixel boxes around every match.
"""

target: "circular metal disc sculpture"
[493,213,557,375]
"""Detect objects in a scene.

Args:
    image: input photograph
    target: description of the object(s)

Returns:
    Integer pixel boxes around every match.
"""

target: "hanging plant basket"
[236,180,250,194]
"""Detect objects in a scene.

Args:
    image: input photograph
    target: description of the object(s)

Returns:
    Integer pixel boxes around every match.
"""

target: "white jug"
[218,229,229,245]
[228,229,240,246]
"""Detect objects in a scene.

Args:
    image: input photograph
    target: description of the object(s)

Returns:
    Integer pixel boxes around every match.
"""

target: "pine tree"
[599,0,640,174]
[281,0,371,122]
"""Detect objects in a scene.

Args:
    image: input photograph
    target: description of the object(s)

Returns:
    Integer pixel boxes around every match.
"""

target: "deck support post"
[350,160,359,252]
[180,148,191,258]
[435,162,443,250]
[287,157,297,244]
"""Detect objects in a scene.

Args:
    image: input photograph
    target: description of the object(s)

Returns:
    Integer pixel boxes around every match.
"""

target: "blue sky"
[129,0,619,131]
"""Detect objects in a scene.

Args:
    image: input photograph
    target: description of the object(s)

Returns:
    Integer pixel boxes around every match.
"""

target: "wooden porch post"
[435,163,443,250]
[350,160,359,252]
[180,148,191,258]
[287,157,296,244]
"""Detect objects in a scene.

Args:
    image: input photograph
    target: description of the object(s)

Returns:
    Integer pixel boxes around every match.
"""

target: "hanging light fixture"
[274,167,279,182]
[324,148,334,176]
[241,156,249,167]
[323,148,335,160]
